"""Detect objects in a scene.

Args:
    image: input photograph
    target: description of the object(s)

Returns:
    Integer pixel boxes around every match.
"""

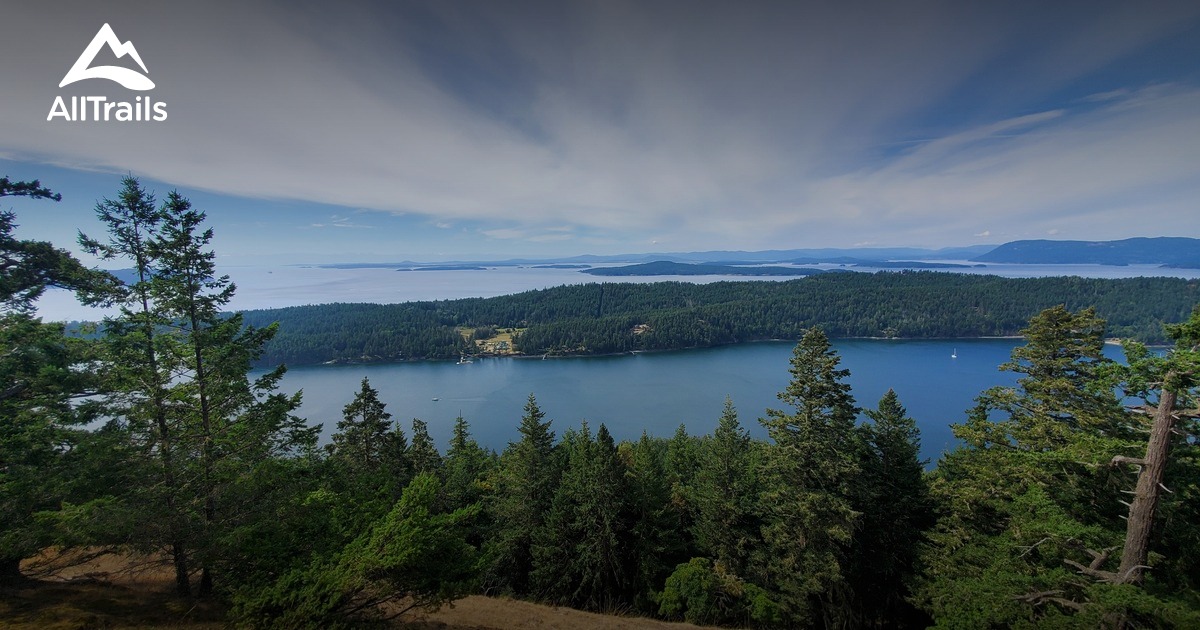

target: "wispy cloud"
[308,214,371,229]
[2,0,1198,253]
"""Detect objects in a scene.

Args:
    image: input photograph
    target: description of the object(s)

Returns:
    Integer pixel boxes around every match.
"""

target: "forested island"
[241,272,1200,366]
[973,236,1200,267]
[5,176,1200,629]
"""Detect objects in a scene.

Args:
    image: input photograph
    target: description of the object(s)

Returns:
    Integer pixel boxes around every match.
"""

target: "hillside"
[240,273,1200,366]
[6,551,707,630]
[972,237,1200,267]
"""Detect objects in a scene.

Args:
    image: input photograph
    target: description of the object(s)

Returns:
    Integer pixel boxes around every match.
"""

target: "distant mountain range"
[302,238,1200,270]
[972,237,1200,267]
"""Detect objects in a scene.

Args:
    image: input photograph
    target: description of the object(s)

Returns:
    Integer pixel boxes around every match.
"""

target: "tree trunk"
[0,556,24,583]
[1116,387,1177,585]
[171,540,190,596]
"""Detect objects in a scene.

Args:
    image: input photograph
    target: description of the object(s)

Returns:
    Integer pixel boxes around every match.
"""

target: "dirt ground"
[5,550,708,629]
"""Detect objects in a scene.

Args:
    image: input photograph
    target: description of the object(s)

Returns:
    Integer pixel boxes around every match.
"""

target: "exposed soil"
[5,550,708,629]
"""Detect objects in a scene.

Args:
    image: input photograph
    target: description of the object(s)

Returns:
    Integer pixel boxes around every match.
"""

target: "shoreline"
[289,335,1038,368]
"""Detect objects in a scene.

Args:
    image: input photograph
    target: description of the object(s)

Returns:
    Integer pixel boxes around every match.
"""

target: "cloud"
[2,0,1199,251]
[308,214,370,229]
[482,225,575,243]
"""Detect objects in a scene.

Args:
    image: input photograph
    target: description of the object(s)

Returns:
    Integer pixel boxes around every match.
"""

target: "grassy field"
[459,326,524,355]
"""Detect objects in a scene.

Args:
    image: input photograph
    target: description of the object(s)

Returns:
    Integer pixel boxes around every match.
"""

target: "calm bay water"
[41,263,1149,464]
[262,338,1128,466]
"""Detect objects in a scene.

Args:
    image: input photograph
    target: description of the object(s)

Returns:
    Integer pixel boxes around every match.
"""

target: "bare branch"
[1110,455,1147,468]
[1064,558,1119,583]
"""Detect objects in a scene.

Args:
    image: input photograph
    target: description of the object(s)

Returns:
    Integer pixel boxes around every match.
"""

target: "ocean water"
[262,338,1130,466]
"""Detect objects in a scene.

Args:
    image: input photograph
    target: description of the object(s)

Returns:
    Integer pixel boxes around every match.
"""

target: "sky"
[2,0,1199,265]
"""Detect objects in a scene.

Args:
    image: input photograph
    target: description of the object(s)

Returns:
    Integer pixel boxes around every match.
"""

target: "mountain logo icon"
[59,23,155,91]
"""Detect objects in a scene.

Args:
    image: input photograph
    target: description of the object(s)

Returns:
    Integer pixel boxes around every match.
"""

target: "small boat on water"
[951,348,958,359]
[457,356,473,364]
[432,397,439,401]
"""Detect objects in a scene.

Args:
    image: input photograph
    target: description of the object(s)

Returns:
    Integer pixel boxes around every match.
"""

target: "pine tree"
[1107,306,1200,590]
[757,327,860,626]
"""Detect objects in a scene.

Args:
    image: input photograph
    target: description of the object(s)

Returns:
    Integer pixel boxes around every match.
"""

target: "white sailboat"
[951,348,958,359]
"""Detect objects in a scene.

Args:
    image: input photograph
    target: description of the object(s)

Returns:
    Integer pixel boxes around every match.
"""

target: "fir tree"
[692,397,759,578]
[409,418,443,477]
[849,389,933,627]
[757,327,860,626]
[485,394,558,595]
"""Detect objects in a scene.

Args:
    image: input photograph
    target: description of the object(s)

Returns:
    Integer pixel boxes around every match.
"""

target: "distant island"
[582,260,824,277]
[304,237,1200,272]
[851,260,981,269]
[397,265,491,271]
[973,237,1200,268]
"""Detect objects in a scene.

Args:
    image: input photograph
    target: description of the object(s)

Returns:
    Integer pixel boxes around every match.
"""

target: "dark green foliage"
[531,423,629,610]
[848,390,934,627]
[230,473,478,628]
[914,306,1196,627]
[657,558,781,627]
[624,432,685,611]
[0,181,114,581]
[409,417,443,476]
[757,327,860,626]
[241,274,1200,365]
[690,398,760,578]
[6,175,1199,626]
[484,394,559,595]
[330,378,394,474]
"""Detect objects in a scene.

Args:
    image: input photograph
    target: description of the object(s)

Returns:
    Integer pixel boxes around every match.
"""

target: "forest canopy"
[240,273,1199,366]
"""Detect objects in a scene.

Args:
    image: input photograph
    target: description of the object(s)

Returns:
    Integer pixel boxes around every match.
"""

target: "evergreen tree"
[757,327,860,626]
[531,422,629,609]
[849,389,933,627]
[231,473,478,627]
[442,416,491,511]
[1107,306,1200,591]
[0,181,112,581]
[663,423,700,553]
[409,417,443,477]
[692,397,759,578]
[325,377,401,521]
[331,378,393,473]
[77,177,199,594]
[915,306,1184,626]
[624,431,679,610]
[485,394,558,595]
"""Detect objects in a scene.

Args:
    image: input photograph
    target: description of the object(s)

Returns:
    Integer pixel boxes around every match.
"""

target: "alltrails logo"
[47,23,167,122]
